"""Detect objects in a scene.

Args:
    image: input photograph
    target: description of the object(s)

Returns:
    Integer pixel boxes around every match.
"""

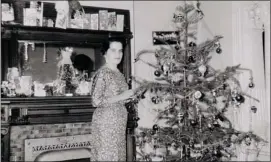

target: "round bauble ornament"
[188,56,196,63]
[251,106,257,113]
[153,124,159,131]
[216,47,222,54]
[194,91,203,99]
[190,120,197,126]
[154,70,161,77]
[248,82,255,88]
[235,94,245,103]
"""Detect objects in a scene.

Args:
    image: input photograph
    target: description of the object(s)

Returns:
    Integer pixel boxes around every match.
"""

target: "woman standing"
[91,38,134,161]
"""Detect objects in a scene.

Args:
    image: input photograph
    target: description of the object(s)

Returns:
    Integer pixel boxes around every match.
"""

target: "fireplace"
[9,122,93,161]
[1,97,138,162]
[25,134,92,161]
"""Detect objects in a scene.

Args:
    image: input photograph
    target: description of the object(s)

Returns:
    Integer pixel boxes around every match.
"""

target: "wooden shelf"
[1,24,133,42]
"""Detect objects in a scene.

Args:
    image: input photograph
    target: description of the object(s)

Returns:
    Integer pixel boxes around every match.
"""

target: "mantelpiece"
[1,1,136,162]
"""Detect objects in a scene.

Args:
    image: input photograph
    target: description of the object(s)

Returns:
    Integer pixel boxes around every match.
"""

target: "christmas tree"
[128,1,268,162]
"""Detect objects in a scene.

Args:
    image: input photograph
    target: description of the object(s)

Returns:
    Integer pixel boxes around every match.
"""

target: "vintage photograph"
[1,1,270,162]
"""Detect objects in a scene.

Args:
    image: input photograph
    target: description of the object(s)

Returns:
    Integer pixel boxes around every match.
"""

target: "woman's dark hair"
[101,37,125,55]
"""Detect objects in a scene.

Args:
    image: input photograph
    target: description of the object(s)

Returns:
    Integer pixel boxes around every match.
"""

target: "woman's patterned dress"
[91,66,128,161]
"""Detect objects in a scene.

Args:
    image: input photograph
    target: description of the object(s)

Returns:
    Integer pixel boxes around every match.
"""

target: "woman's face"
[104,41,123,65]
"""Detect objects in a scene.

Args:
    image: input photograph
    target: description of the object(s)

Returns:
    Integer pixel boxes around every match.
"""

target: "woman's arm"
[106,89,134,104]
[91,70,134,106]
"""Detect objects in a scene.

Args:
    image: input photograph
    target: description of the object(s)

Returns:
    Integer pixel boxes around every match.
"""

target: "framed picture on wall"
[152,31,179,45]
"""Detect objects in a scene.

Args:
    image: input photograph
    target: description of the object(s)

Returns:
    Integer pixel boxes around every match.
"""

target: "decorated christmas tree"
[128,1,268,161]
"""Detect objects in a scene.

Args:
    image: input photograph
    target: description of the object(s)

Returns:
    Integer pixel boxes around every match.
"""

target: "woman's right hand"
[121,89,135,100]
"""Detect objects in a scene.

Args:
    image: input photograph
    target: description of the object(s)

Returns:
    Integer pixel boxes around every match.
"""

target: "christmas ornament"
[153,124,159,131]
[251,106,257,113]
[187,74,194,82]
[213,120,220,127]
[177,112,184,119]
[212,90,216,96]
[189,42,197,47]
[198,65,207,76]
[175,45,180,50]
[248,82,255,88]
[161,64,170,74]
[235,94,245,103]
[188,56,196,63]
[173,8,185,23]
[154,70,161,77]
[208,123,213,129]
[214,41,220,47]
[216,47,222,54]
[245,136,251,146]
[194,91,203,99]
[151,96,159,104]
[190,120,197,126]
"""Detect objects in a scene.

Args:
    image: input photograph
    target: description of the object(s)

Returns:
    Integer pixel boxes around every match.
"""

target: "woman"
[90,38,134,161]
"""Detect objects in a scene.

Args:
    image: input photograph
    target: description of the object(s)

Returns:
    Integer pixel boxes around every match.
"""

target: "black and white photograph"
[1,1,270,162]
